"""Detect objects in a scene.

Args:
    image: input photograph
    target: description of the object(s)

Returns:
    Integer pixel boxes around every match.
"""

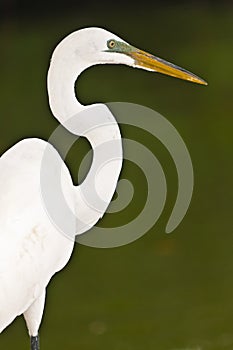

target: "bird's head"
[59,27,207,85]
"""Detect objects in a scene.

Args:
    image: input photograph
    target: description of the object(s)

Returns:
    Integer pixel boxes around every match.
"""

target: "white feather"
[0,27,130,337]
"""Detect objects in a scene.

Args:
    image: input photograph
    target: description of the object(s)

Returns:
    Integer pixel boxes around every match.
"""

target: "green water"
[0,5,233,350]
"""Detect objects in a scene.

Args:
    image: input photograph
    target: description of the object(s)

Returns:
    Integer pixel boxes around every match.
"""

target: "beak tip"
[190,76,208,86]
[200,80,208,86]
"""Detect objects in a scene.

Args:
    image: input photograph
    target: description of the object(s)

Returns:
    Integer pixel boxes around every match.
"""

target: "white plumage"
[0,27,206,349]
[0,139,74,334]
[0,28,125,344]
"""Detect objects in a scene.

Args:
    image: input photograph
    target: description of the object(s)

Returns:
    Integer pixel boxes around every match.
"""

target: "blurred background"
[0,0,233,349]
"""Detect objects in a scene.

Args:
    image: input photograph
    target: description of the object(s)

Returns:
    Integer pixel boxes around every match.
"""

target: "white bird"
[0,27,206,350]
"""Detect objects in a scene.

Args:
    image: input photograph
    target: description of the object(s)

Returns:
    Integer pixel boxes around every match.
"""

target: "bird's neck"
[47,56,123,234]
[47,56,86,122]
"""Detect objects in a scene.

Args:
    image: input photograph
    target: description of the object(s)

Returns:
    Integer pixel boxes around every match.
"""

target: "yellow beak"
[129,49,207,85]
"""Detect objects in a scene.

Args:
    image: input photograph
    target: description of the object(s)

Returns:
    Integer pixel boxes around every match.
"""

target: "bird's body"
[0,27,206,349]
[0,138,74,334]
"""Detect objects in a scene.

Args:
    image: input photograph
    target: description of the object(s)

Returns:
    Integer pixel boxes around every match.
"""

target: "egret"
[0,27,206,350]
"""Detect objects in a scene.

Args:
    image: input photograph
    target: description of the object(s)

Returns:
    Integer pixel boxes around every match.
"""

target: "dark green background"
[1,2,233,349]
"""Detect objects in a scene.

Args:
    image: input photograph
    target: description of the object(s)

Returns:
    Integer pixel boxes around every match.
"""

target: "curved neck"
[48,55,86,122]
[47,50,123,234]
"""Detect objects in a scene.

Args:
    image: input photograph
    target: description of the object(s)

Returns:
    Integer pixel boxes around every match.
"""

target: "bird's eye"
[107,39,116,49]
